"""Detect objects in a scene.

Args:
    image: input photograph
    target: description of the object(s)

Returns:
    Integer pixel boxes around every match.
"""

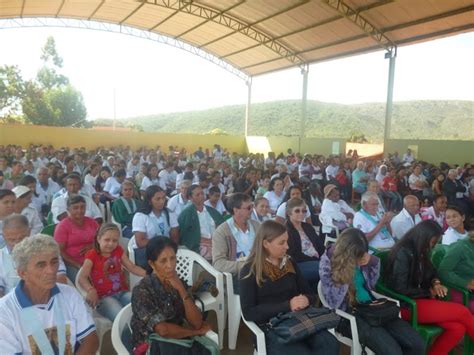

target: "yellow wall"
[385,139,474,165]
[0,124,247,153]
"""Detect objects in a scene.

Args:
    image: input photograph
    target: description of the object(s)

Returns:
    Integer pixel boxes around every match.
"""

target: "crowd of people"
[0,142,473,354]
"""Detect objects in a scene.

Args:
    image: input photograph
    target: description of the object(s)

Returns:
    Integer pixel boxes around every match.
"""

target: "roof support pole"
[245,77,252,137]
[299,64,309,153]
[384,49,397,153]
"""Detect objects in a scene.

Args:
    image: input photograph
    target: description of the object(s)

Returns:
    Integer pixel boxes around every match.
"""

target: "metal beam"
[88,0,105,21]
[321,0,396,52]
[299,64,309,153]
[119,1,146,25]
[55,0,66,18]
[148,1,190,31]
[0,17,249,81]
[245,77,252,137]
[139,0,306,70]
[384,50,396,147]
[20,0,26,18]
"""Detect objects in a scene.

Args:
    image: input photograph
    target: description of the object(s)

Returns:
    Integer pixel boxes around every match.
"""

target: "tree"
[37,36,69,90]
[0,65,25,117]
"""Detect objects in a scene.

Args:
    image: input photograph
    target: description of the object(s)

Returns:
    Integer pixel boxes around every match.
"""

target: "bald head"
[403,195,420,216]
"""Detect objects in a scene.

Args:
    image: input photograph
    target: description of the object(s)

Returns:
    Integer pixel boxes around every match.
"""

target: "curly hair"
[330,228,369,305]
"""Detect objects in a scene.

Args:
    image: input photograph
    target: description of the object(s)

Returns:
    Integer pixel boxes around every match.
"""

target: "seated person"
[132,185,179,268]
[352,161,369,194]
[0,189,16,248]
[386,221,474,355]
[320,184,355,233]
[251,196,271,223]
[239,220,339,355]
[111,180,141,238]
[366,179,387,214]
[212,193,259,292]
[204,186,227,216]
[302,180,323,227]
[78,223,145,321]
[286,198,325,287]
[130,237,215,355]
[408,164,428,200]
[275,185,312,225]
[319,228,424,354]
[390,195,421,239]
[442,205,468,245]
[0,214,67,297]
[264,177,289,215]
[102,168,127,201]
[167,179,192,218]
[12,185,43,236]
[420,194,447,230]
[381,168,403,211]
[54,195,99,282]
[0,235,99,354]
[51,174,102,224]
[353,192,395,250]
[438,231,474,312]
[140,164,166,195]
[178,185,224,261]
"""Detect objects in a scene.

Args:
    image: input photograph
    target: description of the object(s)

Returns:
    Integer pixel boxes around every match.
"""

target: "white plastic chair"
[241,312,266,355]
[176,249,225,349]
[317,281,400,355]
[75,267,113,355]
[224,272,241,350]
[112,303,220,354]
[127,236,143,289]
[111,216,129,252]
[319,213,339,245]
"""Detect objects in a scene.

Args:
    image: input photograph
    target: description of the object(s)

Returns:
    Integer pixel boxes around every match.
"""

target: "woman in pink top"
[54,194,99,282]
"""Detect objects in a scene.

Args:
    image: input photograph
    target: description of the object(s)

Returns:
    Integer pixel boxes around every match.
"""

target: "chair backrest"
[74,267,87,297]
[317,281,329,308]
[176,249,197,286]
[128,236,136,263]
[111,303,132,354]
[40,224,56,237]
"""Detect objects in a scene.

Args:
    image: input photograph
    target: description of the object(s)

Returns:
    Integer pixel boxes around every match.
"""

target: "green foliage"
[0,65,25,116]
[40,37,64,68]
[120,100,473,142]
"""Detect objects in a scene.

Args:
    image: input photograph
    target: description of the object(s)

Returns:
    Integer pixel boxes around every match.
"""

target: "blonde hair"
[330,228,369,305]
[244,220,287,287]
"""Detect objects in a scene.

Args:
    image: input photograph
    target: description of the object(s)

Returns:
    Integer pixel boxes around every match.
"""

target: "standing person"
[442,205,468,245]
[78,223,146,321]
[111,180,141,238]
[386,220,474,355]
[0,236,99,354]
[178,185,224,261]
[239,220,339,355]
[286,198,325,287]
[130,237,215,355]
[319,228,424,355]
[132,185,179,268]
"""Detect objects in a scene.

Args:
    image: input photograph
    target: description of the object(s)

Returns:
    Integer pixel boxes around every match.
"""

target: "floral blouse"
[130,273,187,347]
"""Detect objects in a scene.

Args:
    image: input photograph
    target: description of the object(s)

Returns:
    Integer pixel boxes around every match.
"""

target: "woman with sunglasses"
[286,198,325,288]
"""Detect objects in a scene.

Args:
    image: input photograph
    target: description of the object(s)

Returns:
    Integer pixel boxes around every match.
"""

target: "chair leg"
[216,306,226,349]
[228,303,241,350]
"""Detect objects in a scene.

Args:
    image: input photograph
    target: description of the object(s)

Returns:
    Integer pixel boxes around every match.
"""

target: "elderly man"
[0,214,67,297]
[51,174,102,224]
[0,235,98,353]
[212,193,259,293]
[390,195,422,239]
[353,192,395,250]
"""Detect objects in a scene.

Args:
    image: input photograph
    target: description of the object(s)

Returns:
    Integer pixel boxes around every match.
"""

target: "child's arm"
[78,259,99,307]
[121,253,146,277]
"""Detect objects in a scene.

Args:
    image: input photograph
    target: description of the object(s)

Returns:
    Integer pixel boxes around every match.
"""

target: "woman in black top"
[239,220,339,355]
[286,197,325,288]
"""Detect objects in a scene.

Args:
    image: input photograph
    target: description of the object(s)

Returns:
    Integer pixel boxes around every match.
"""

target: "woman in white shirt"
[132,185,179,267]
[251,197,272,223]
[140,164,166,194]
[442,205,468,245]
[264,177,288,215]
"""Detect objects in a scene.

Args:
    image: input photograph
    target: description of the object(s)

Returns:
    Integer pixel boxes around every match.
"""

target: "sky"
[0,21,473,120]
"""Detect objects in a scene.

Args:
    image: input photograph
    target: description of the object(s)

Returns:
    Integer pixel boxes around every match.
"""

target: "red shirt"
[382,176,398,192]
[85,246,128,298]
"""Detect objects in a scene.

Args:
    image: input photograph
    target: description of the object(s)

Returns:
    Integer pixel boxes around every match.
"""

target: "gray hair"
[403,195,419,206]
[3,213,29,231]
[448,169,457,176]
[179,179,192,189]
[361,191,379,204]
[13,235,59,272]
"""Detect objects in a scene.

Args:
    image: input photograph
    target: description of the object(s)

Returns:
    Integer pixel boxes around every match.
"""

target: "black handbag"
[267,306,340,344]
[354,298,400,327]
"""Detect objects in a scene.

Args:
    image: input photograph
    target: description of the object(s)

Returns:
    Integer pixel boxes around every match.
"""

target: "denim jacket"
[319,245,380,311]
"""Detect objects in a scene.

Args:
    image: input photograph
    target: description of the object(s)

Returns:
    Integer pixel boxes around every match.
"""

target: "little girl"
[79,223,146,321]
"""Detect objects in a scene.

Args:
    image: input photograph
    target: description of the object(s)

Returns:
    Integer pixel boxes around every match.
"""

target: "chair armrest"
[223,272,234,296]
[242,316,266,353]
[444,281,470,305]
[205,330,219,345]
[334,309,360,349]
[372,291,400,307]
[376,283,419,327]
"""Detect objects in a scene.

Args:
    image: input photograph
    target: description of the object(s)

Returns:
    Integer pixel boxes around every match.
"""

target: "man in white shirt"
[0,235,98,354]
[402,149,415,165]
[390,195,422,239]
[126,155,141,179]
[103,169,126,200]
[353,191,395,250]
[158,162,178,193]
[35,167,60,213]
[51,174,102,223]
[325,157,339,181]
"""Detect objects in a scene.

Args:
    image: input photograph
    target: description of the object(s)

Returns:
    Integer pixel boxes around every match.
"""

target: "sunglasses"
[293,208,308,214]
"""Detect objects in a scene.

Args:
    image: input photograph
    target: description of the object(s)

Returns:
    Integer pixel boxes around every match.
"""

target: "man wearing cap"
[353,191,395,250]
[51,174,102,224]
[12,186,43,236]
[320,184,355,234]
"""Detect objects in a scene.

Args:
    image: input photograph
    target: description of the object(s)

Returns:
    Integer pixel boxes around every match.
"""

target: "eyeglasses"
[239,205,253,211]
[293,208,308,214]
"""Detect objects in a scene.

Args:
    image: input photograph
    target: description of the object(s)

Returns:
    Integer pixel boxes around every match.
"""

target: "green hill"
[108,100,473,142]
